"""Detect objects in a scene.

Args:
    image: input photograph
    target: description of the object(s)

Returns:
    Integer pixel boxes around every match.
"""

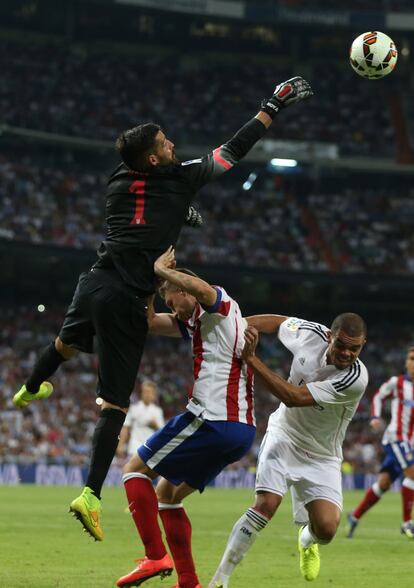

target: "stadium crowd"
[279,0,414,10]
[1,151,414,274]
[1,39,398,158]
[1,20,413,481]
[0,306,411,474]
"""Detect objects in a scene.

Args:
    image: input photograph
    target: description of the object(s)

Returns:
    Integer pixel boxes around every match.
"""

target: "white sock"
[372,481,385,497]
[300,524,318,548]
[402,477,414,491]
[209,508,269,586]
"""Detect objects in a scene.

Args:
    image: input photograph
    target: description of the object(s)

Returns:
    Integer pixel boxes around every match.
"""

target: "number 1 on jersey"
[129,179,147,225]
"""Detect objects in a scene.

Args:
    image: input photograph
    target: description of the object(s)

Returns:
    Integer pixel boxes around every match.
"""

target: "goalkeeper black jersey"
[95,117,267,294]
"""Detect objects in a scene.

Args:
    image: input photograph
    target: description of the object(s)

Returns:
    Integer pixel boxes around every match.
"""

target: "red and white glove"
[260,76,313,119]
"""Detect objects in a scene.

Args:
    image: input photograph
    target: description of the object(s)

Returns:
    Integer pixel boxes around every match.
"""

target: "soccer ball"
[349,31,398,79]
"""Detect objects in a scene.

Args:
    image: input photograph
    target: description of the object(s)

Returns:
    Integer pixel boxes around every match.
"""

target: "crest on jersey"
[299,357,306,365]
[285,318,302,331]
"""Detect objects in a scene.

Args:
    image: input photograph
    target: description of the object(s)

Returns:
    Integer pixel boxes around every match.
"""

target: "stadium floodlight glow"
[270,158,298,167]
[242,172,257,191]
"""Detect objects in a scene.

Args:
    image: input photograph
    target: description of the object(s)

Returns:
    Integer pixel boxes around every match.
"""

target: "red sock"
[401,484,414,522]
[124,475,167,560]
[353,486,382,519]
[159,506,199,588]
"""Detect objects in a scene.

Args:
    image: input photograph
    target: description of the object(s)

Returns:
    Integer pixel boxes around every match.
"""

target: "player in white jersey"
[209,313,368,587]
[117,381,165,459]
[117,247,255,588]
[347,345,414,540]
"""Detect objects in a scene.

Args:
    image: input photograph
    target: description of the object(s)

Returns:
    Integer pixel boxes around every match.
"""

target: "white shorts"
[255,427,343,525]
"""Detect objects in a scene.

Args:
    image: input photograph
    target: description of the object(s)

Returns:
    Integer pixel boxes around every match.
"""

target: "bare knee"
[156,481,176,504]
[156,480,195,504]
[403,464,414,480]
[122,455,156,478]
[378,472,392,492]
[55,337,79,360]
[311,511,340,543]
[254,491,282,520]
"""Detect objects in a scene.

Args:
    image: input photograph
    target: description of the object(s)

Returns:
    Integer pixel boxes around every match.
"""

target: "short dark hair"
[406,344,414,355]
[116,123,161,171]
[159,268,200,299]
[331,313,367,338]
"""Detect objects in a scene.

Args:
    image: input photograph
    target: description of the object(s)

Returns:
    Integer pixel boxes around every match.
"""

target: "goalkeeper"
[12,76,313,543]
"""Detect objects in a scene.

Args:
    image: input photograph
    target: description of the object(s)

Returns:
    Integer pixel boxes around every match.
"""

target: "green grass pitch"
[0,486,413,587]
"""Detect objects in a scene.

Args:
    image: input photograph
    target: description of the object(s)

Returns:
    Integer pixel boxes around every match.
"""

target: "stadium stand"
[1,150,414,274]
[0,39,399,157]
[1,305,412,475]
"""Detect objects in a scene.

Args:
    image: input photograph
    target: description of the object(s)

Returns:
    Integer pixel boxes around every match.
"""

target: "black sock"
[26,342,66,393]
[86,408,126,499]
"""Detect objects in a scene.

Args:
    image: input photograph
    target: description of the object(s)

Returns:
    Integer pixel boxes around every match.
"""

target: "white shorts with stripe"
[255,427,343,524]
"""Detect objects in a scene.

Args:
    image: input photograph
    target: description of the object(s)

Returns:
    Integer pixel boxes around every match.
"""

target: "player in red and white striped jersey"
[117,247,256,588]
[173,282,254,426]
[348,345,414,539]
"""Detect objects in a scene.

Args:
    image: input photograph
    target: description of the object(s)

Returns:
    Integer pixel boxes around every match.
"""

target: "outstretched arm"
[181,77,313,189]
[155,247,217,308]
[246,314,288,334]
[242,326,316,407]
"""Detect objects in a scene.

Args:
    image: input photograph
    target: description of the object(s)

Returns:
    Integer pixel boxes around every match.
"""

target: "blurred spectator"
[1,151,414,274]
[0,39,397,157]
[1,305,413,472]
[117,381,165,460]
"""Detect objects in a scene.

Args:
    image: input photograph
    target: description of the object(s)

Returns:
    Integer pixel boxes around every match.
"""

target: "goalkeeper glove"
[261,76,313,119]
[185,206,203,228]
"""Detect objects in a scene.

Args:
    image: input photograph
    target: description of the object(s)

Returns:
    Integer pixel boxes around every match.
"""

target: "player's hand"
[242,326,259,362]
[370,417,383,432]
[185,206,203,228]
[261,77,313,119]
[154,246,176,275]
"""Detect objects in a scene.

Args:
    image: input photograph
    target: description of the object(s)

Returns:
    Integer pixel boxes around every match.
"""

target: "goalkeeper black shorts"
[59,267,148,408]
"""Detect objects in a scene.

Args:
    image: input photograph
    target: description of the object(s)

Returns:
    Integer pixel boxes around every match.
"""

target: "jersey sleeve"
[278,317,308,354]
[179,118,267,190]
[307,362,368,407]
[370,376,397,418]
[200,286,232,317]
